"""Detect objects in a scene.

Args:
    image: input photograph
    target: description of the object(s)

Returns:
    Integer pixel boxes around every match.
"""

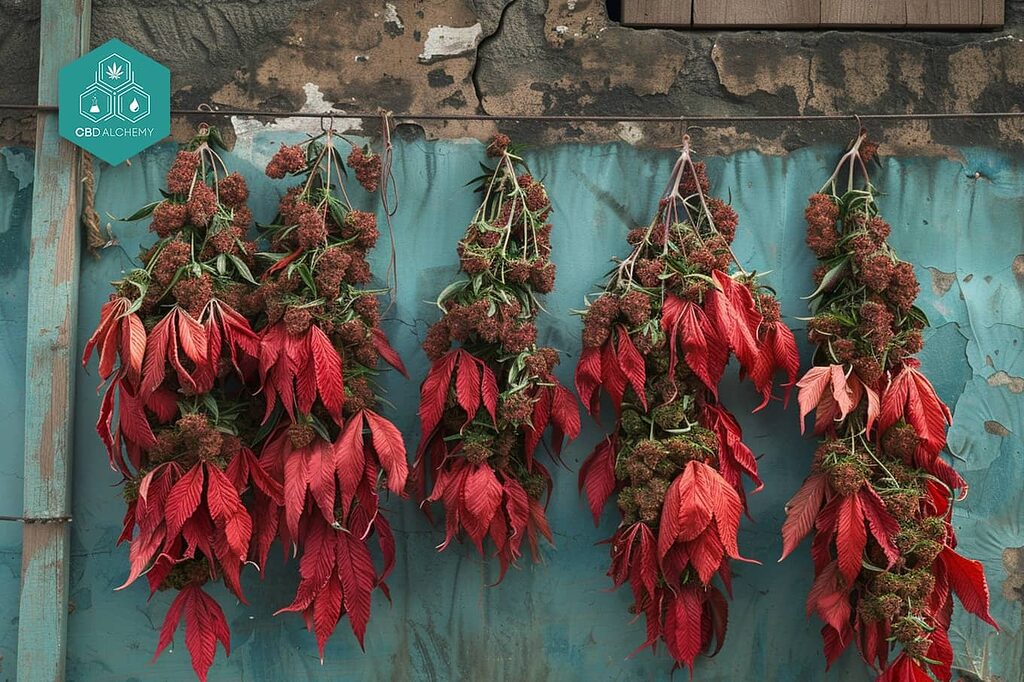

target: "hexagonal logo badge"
[59,39,169,165]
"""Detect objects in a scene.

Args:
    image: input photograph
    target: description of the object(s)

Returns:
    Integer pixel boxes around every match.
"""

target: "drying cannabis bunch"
[782,133,996,681]
[85,125,403,679]
[414,134,579,579]
[84,125,264,681]
[576,138,798,672]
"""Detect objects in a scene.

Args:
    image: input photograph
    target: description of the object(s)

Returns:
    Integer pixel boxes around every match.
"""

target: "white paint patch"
[383,3,403,29]
[567,0,577,10]
[418,24,483,63]
[0,147,35,191]
[230,83,363,155]
[555,25,568,35]
[616,122,644,145]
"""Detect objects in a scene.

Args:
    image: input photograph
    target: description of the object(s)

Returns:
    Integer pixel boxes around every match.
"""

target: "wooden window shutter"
[619,0,1005,28]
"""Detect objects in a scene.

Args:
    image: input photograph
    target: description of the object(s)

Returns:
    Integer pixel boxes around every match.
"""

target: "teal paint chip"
[58,39,170,165]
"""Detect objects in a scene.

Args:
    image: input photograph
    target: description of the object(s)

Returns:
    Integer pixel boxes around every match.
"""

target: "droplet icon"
[129,98,140,113]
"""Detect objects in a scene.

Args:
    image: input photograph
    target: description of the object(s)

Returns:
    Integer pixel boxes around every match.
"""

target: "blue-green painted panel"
[2,137,1022,681]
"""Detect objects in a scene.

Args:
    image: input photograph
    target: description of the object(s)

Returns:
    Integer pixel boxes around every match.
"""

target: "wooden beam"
[693,0,819,27]
[981,0,1005,27]
[621,0,691,27]
[907,0,982,28]
[16,0,90,679]
[821,0,907,26]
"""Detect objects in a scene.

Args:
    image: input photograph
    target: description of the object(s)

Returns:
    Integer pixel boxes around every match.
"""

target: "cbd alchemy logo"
[59,39,169,165]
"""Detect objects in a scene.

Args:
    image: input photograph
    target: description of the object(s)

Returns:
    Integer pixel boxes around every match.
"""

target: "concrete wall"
[3,1,1024,152]
[1,135,1022,680]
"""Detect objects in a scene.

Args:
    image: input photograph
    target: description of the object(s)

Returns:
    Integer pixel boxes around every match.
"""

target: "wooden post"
[17,0,90,679]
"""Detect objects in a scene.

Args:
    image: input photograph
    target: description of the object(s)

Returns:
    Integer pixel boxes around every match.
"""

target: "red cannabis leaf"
[878,363,953,462]
[579,435,618,525]
[258,323,346,424]
[118,459,254,603]
[661,294,728,397]
[418,349,461,439]
[275,514,380,656]
[939,547,998,629]
[751,320,800,408]
[193,299,259,393]
[141,306,209,396]
[371,326,408,377]
[877,653,933,682]
[657,461,752,570]
[574,345,603,416]
[153,584,230,682]
[261,410,407,542]
[617,327,647,409]
[83,295,146,384]
[707,270,763,376]
[780,472,827,561]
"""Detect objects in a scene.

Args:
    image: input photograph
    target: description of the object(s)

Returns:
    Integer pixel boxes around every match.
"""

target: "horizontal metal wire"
[0,514,72,524]
[2,103,1024,122]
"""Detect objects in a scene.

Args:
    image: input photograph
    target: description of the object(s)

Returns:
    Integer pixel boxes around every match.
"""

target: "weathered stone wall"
[3,0,1024,151]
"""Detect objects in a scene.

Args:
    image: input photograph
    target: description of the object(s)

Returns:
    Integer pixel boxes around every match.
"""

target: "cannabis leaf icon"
[105,63,124,80]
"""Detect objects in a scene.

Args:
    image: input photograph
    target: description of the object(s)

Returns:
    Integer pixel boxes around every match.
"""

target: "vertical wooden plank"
[821,0,907,26]
[906,0,982,27]
[693,0,819,27]
[981,0,1004,27]
[16,0,90,679]
[621,0,692,27]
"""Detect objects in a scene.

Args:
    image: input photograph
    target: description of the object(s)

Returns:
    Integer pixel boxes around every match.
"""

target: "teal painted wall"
[1,137,1021,681]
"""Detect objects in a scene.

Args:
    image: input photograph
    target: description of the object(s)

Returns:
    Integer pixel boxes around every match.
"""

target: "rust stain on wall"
[984,420,1011,436]
[1003,546,1024,605]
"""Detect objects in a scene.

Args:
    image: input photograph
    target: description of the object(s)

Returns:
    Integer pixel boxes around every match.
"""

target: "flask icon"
[89,96,101,114]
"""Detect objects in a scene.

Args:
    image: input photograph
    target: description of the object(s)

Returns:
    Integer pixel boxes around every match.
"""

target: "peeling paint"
[0,148,33,191]
[230,83,363,139]
[1003,547,1024,605]
[418,24,482,63]
[616,122,644,145]
[383,3,404,32]
[929,267,956,296]
[988,370,1024,394]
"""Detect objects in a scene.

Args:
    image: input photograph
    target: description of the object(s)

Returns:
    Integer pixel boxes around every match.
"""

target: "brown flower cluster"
[424,164,557,360]
[802,187,923,376]
[265,143,307,179]
[136,144,259,321]
[347,145,382,193]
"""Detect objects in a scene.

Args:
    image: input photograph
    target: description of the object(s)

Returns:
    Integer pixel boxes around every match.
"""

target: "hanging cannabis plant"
[575,137,799,672]
[413,134,580,579]
[781,132,996,681]
[255,130,406,657]
[85,124,403,680]
[83,125,266,681]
